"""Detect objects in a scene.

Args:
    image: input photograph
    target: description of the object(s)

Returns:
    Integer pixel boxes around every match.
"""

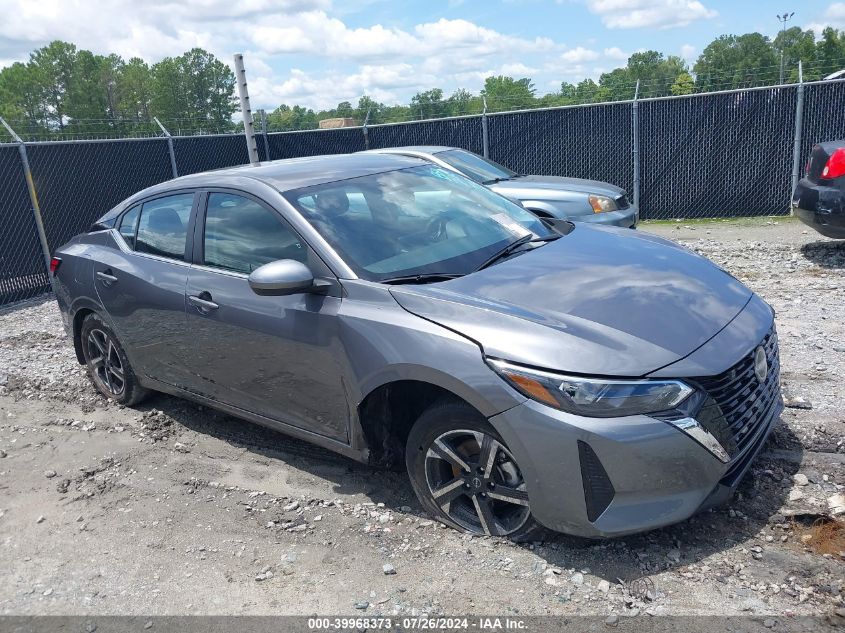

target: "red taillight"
[822,147,845,179]
[49,257,62,274]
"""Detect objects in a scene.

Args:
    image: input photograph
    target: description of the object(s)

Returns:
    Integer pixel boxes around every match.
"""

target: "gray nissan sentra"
[366,146,638,229]
[52,153,782,540]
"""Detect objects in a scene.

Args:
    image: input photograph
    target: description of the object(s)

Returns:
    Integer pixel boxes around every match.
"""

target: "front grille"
[615,195,630,209]
[695,327,781,460]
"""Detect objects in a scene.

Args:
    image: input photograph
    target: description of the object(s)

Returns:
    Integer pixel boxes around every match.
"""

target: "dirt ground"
[0,216,842,619]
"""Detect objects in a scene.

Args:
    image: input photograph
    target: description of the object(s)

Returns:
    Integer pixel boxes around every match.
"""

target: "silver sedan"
[366,146,638,228]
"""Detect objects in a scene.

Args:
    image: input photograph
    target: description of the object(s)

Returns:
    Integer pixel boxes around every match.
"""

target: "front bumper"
[567,205,639,229]
[488,383,781,539]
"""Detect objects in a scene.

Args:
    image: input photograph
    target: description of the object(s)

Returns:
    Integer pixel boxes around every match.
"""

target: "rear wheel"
[405,400,543,540]
[80,313,148,406]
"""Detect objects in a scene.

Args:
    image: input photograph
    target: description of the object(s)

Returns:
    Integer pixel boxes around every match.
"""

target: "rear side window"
[118,205,140,249]
[203,193,306,274]
[135,193,194,260]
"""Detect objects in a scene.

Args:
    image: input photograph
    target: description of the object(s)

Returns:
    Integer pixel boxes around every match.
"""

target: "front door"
[183,191,350,442]
[94,192,196,387]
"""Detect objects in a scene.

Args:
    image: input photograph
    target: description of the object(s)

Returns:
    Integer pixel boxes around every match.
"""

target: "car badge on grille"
[753,346,768,383]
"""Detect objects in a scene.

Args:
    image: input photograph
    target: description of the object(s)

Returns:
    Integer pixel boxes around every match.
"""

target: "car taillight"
[822,147,845,179]
[49,257,62,274]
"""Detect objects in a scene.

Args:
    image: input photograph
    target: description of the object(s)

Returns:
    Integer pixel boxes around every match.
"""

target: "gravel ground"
[0,217,842,619]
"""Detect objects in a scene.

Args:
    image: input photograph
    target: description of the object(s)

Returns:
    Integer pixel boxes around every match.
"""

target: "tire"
[405,399,545,541]
[80,313,149,406]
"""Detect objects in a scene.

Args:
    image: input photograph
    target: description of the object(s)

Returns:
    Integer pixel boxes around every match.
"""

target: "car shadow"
[143,391,805,585]
[801,239,845,268]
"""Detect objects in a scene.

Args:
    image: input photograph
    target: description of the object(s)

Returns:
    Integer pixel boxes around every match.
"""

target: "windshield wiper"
[482,176,511,185]
[381,273,464,285]
[475,234,560,272]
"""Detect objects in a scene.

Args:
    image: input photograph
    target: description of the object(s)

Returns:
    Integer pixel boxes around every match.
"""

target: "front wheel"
[405,400,544,540]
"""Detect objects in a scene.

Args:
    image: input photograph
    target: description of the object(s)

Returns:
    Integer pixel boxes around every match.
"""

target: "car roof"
[366,146,455,155]
[95,152,429,226]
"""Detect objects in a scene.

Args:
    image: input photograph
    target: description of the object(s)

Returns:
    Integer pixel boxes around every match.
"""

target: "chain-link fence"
[1,79,844,307]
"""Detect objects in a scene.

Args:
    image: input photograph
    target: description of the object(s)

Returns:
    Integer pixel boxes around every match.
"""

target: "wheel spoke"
[478,434,500,476]
[427,439,471,473]
[430,478,467,510]
[487,485,530,507]
[88,355,104,368]
[472,495,502,536]
[89,332,107,356]
[107,340,116,365]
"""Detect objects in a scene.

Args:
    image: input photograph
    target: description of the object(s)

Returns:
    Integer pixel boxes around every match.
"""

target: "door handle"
[96,270,118,285]
[188,293,219,313]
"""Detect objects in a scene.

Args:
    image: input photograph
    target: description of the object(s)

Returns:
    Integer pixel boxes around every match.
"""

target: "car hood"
[490,175,625,199]
[389,225,753,377]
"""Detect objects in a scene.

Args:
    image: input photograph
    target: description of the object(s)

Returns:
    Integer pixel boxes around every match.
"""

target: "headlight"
[588,194,618,213]
[487,359,694,417]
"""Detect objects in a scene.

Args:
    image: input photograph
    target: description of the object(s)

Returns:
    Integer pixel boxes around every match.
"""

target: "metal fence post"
[0,117,52,273]
[259,109,271,161]
[791,61,805,211]
[154,117,178,178]
[362,106,372,150]
[632,80,641,212]
[481,97,490,158]
[233,53,261,166]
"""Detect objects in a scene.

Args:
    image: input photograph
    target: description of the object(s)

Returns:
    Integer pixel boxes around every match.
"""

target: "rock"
[597,579,611,593]
[43,588,53,596]
[792,473,809,486]
[829,493,845,516]
[763,618,776,628]
[782,396,812,410]
[383,563,396,575]
[400,505,412,512]
[667,548,681,563]
[605,615,619,627]
[44,469,56,478]
[544,576,558,587]
[788,489,803,502]
[255,570,274,581]
[36,515,45,524]
[144,622,153,630]
[0,449,6,458]
[173,442,190,453]
[569,572,584,586]
[283,501,299,512]
[354,601,369,610]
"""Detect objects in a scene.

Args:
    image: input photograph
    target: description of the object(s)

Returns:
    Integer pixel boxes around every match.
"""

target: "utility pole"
[777,12,795,84]
[233,53,260,166]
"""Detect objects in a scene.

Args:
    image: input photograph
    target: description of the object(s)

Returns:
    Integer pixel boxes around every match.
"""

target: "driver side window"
[203,193,306,274]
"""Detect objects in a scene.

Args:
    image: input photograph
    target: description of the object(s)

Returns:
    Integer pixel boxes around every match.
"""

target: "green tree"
[774,27,818,82]
[480,76,535,112]
[118,57,153,124]
[814,27,845,77]
[693,33,779,91]
[670,72,695,95]
[0,62,47,128]
[410,88,445,119]
[29,40,78,129]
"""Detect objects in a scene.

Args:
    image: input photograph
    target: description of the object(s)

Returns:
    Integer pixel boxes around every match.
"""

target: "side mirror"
[248,259,315,296]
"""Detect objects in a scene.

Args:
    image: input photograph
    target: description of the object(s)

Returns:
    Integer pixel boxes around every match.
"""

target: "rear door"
[93,191,197,387]
[181,190,350,441]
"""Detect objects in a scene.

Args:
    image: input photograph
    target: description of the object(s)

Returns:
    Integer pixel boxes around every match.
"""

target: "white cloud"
[585,0,717,30]
[603,46,629,61]
[680,44,696,61]
[807,2,845,34]
[560,46,600,64]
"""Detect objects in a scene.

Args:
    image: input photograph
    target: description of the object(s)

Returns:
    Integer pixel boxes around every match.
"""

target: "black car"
[793,140,845,238]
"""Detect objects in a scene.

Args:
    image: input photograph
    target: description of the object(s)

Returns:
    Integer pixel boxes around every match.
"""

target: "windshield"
[435,149,518,184]
[285,164,552,282]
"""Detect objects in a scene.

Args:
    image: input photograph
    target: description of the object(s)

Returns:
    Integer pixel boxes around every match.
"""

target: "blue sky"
[0,0,842,110]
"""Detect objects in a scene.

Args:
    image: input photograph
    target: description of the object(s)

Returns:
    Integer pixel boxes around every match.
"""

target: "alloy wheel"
[86,328,126,397]
[424,429,530,536]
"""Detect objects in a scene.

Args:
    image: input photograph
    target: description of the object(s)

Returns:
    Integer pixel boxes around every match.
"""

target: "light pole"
[777,12,795,84]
